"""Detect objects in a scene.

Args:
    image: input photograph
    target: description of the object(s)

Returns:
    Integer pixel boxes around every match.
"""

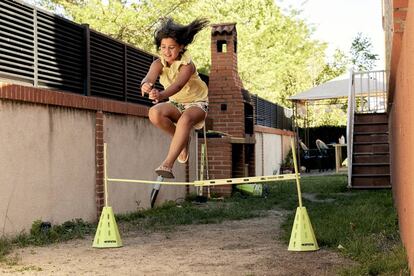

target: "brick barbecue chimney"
[208,23,254,138]
[198,23,255,197]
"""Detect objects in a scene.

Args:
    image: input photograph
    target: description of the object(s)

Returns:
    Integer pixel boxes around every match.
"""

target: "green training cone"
[93,206,122,248]
[236,183,262,196]
[288,207,319,251]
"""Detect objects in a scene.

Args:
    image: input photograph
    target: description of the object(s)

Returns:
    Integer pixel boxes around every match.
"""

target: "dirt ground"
[0,210,352,275]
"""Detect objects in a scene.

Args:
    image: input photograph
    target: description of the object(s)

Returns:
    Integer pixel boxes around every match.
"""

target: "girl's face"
[160,38,183,65]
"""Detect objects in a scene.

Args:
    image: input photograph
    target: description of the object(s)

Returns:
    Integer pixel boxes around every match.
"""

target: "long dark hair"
[154,17,209,51]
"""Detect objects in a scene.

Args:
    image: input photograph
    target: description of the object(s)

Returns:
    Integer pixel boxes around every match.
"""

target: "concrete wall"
[0,100,96,234]
[0,84,292,236]
[254,125,294,176]
[388,0,414,270]
[0,83,195,235]
[104,114,192,213]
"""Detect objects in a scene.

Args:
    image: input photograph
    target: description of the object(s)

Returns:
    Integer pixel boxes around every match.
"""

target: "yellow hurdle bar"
[107,178,190,186]
[103,143,298,187]
[107,173,298,187]
[194,174,297,186]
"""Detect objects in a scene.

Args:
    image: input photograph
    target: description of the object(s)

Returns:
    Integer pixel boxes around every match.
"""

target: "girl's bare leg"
[161,107,206,168]
[148,103,181,136]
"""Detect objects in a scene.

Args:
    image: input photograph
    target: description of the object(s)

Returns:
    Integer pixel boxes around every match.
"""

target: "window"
[217,40,227,53]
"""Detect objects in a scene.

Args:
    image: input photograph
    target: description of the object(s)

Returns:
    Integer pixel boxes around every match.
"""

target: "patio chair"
[315,139,335,171]
[299,140,321,172]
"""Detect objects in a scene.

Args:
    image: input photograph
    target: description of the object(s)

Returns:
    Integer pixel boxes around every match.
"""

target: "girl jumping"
[140,17,209,178]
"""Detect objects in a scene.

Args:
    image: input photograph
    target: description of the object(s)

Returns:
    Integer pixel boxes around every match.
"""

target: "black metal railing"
[1,0,206,106]
[252,94,293,130]
[1,0,35,84]
[37,8,85,93]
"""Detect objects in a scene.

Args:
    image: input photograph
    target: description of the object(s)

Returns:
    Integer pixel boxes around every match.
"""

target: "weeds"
[278,175,409,275]
[0,236,12,261]
[0,218,94,262]
[116,199,265,232]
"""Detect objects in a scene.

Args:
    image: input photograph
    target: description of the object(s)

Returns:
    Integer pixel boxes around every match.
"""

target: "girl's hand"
[149,88,163,104]
[141,82,153,96]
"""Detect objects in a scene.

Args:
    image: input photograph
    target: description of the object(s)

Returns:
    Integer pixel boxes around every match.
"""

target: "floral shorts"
[169,101,209,130]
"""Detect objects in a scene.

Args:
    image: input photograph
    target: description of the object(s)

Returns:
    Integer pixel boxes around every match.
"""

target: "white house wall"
[255,129,294,176]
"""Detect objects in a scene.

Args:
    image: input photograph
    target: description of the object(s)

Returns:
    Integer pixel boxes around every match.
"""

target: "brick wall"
[198,137,232,196]
[95,111,105,215]
[0,83,149,116]
[388,0,414,270]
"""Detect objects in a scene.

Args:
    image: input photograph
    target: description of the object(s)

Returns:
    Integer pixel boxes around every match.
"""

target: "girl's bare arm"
[141,59,163,95]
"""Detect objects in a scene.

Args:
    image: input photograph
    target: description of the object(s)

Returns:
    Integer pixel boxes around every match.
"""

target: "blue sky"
[277,0,385,70]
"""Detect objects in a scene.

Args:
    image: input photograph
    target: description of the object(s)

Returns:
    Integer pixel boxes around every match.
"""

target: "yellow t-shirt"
[159,52,208,103]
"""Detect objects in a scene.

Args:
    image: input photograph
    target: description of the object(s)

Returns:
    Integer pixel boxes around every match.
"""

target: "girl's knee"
[149,107,161,123]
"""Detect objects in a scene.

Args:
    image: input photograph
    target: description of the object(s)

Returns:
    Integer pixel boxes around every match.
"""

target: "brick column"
[95,110,104,217]
[208,23,246,138]
[199,137,233,196]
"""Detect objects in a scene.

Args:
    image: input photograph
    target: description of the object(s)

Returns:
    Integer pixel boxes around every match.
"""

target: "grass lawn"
[117,174,409,275]
[0,174,409,275]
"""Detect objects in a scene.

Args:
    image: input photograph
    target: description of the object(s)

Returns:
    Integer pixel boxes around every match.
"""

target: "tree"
[350,32,379,71]
[177,0,329,106]
[315,49,348,85]
[30,0,332,108]
[33,0,196,52]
